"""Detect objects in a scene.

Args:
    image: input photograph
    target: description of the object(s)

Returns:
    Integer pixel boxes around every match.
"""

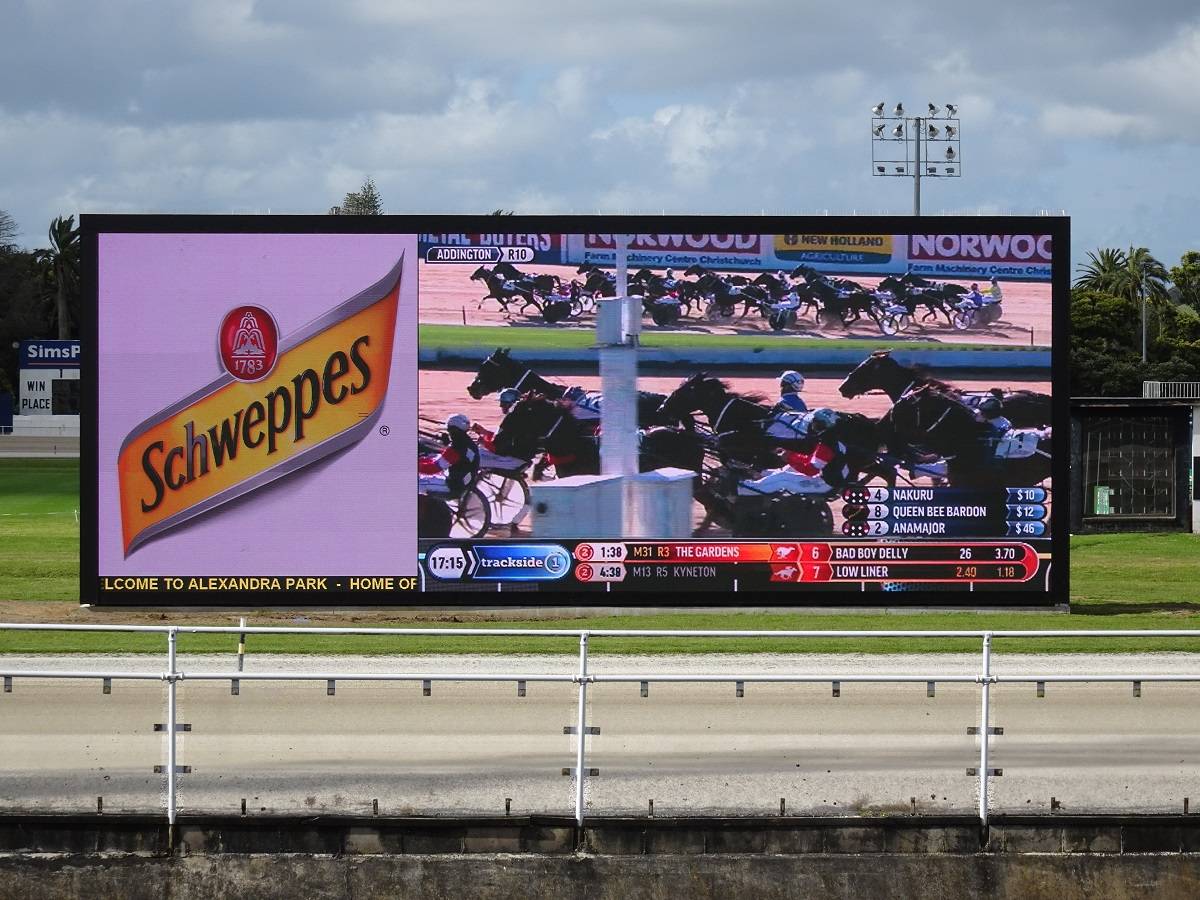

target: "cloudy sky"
[3,0,1197,265]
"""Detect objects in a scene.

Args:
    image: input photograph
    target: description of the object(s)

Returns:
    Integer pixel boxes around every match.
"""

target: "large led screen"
[82,216,1068,606]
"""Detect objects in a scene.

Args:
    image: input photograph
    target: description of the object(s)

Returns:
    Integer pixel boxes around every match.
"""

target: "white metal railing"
[0,425,81,437]
[1143,381,1200,399]
[1,623,1199,833]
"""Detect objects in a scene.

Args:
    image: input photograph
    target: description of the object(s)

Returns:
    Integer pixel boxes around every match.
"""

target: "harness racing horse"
[838,350,1052,428]
[876,385,1051,488]
[466,348,688,428]
[656,374,886,482]
[491,262,562,296]
[875,276,953,324]
[492,394,705,479]
[657,373,775,466]
[470,266,540,316]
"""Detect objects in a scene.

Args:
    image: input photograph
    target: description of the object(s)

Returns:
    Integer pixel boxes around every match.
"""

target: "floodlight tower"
[870,102,961,215]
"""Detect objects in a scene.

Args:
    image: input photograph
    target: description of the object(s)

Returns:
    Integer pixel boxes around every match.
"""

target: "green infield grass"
[0,458,78,602]
[3,457,1200,654]
[418,323,1045,355]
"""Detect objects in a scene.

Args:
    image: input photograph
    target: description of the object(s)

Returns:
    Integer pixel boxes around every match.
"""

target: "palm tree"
[1075,246,1169,361]
[1074,247,1128,292]
[34,216,80,340]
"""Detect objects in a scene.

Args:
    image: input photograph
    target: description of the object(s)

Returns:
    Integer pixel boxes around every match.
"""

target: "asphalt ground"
[0,653,1194,818]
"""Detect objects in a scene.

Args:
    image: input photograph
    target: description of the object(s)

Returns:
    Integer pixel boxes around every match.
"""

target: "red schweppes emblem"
[219,305,279,382]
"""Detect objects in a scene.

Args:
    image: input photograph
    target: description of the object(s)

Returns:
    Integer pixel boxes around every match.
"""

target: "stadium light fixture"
[870,100,961,214]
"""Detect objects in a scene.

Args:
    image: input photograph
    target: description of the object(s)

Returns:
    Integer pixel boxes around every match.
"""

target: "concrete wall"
[0,815,1198,900]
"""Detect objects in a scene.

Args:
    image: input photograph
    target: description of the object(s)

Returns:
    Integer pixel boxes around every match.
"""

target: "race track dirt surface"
[418,262,1055,347]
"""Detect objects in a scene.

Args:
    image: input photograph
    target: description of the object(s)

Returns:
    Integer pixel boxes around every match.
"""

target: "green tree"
[1169,250,1200,308]
[0,210,17,250]
[33,216,80,340]
[329,177,383,215]
[0,247,46,396]
[1074,246,1169,362]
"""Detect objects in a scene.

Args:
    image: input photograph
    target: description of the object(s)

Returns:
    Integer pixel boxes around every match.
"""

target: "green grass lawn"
[418,323,1042,354]
[3,457,1200,654]
[0,458,78,602]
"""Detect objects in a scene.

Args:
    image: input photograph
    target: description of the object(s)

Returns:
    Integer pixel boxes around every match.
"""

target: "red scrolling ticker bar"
[588,541,1040,584]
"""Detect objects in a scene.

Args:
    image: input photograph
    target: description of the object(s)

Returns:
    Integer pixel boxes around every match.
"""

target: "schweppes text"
[138,336,373,514]
[117,256,404,556]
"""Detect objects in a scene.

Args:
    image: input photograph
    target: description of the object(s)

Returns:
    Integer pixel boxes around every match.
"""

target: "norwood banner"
[83,215,1068,607]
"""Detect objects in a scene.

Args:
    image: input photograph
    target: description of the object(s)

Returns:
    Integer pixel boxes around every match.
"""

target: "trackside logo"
[909,234,1052,264]
[116,255,404,556]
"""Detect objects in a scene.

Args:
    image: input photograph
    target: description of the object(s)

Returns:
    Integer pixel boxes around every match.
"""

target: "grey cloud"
[0,0,1197,265]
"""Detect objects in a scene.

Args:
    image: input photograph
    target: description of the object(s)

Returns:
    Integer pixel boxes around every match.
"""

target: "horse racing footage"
[415,233,1053,544]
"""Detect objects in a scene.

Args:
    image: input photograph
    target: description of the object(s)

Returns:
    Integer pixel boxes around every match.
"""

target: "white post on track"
[599,233,640,486]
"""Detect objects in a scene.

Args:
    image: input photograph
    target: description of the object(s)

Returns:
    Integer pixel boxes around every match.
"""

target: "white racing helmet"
[446,414,470,433]
[779,370,805,392]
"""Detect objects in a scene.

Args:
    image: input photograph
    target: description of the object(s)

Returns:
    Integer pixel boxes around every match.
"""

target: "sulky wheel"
[449,487,492,538]
[479,473,531,527]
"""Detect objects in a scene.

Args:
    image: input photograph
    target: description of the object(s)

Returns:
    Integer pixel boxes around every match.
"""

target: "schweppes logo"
[117,255,404,556]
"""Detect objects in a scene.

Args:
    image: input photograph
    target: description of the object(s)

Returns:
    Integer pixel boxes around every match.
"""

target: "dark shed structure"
[1070,397,1195,533]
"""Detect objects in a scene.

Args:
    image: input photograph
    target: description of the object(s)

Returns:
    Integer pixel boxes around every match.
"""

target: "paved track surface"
[419,262,1054,347]
[0,653,1194,818]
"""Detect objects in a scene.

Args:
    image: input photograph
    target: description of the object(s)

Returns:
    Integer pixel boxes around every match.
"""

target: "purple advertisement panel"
[96,233,418,579]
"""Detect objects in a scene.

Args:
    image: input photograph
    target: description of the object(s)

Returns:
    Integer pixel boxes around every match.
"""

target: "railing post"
[574,633,590,830]
[166,628,179,842]
[979,632,992,827]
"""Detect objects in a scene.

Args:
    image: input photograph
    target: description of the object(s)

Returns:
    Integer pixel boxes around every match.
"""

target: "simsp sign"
[19,340,81,369]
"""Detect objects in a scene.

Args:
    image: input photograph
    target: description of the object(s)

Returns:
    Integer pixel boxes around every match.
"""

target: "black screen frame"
[81,213,1069,608]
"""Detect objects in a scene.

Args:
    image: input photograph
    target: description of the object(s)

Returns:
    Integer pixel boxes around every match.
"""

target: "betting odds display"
[82,215,1067,607]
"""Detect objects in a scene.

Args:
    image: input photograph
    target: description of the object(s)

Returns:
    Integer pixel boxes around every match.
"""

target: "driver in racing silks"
[974,393,1012,447]
[662,268,678,290]
[469,389,530,471]
[561,385,603,429]
[419,414,480,496]
[964,283,989,308]
[738,408,850,496]
[775,370,808,413]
